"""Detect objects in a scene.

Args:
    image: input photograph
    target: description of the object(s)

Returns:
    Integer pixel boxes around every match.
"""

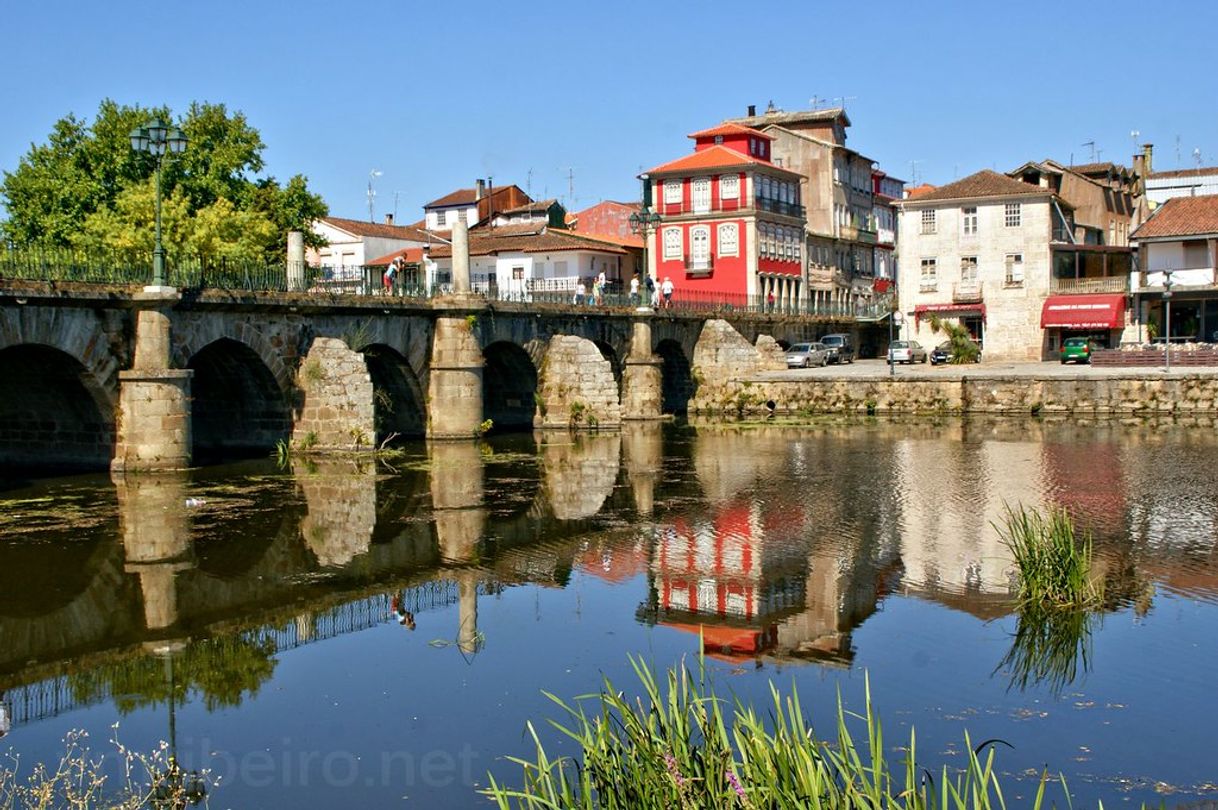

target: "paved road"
[757,357,1218,380]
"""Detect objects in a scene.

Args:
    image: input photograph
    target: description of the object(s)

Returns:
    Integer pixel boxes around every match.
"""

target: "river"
[1,418,1216,808]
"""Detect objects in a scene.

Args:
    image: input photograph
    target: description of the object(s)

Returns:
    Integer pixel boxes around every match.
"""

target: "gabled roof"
[1148,166,1218,180]
[426,228,628,258]
[645,145,801,177]
[1070,161,1130,177]
[1131,194,1218,240]
[366,246,425,266]
[905,183,937,198]
[424,184,521,209]
[502,198,560,215]
[319,216,429,241]
[727,107,850,129]
[899,170,1049,204]
[687,122,772,141]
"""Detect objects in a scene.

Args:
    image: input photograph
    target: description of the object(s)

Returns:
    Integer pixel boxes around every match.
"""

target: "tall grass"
[996,504,1102,609]
[484,656,1066,809]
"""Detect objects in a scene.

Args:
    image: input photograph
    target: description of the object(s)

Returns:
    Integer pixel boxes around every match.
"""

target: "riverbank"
[703,359,1218,416]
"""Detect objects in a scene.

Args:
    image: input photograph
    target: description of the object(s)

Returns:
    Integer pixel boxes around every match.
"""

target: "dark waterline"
[1,418,1217,808]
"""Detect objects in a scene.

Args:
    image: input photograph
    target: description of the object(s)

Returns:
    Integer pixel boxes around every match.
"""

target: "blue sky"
[2,0,1215,223]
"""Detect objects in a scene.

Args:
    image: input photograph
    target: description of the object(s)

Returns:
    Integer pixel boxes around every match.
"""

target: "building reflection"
[294,458,379,568]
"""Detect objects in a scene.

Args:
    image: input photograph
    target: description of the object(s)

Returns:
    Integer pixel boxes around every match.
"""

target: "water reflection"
[3,418,1218,753]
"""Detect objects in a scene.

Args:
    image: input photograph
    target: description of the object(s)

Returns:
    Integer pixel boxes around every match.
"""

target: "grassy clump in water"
[996,504,1102,609]
[485,656,1070,809]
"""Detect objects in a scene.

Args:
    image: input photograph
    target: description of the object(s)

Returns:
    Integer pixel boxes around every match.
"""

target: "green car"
[1060,337,1095,364]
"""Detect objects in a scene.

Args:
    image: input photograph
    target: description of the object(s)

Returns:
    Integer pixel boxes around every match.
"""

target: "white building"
[1146,167,1218,207]
[307,216,429,269]
[895,169,1136,361]
[1131,193,1218,343]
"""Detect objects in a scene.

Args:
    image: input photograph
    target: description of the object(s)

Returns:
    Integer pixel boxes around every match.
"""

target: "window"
[512,265,524,280]
[692,177,711,213]
[690,226,710,269]
[1005,203,1022,227]
[663,227,682,260]
[718,223,739,257]
[436,210,448,227]
[920,258,938,291]
[663,180,682,205]
[457,209,468,224]
[961,206,978,236]
[1004,253,1024,286]
[920,209,936,234]
[720,174,739,200]
[749,138,757,156]
[713,134,724,145]
[960,256,978,286]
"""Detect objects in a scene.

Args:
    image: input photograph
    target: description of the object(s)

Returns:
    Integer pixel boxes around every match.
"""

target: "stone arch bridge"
[0,283,859,472]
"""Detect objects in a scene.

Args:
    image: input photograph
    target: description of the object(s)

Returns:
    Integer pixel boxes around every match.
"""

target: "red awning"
[1040,294,1125,329]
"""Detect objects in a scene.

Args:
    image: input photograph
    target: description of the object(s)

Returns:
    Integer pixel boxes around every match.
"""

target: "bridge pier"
[114,470,195,635]
[428,219,488,439]
[431,441,486,564]
[622,421,662,516]
[621,317,663,420]
[112,291,193,472]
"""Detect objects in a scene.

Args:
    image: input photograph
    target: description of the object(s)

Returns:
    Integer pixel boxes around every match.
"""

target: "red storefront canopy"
[1040,294,1125,329]
[913,303,986,323]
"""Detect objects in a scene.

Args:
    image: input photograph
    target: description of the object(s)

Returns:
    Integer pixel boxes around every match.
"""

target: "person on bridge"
[661,277,674,309]
[383,258,399,295]
[574,280,587,306]
[629,274,640,306]
[0,691,9,740]
[646,273,657,307]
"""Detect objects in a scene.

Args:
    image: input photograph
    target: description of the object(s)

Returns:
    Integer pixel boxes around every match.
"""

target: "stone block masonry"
[536,335,622,430]
[293,337,376,451]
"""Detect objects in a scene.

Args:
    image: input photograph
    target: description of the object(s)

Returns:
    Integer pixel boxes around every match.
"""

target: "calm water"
[1,419,1217,808]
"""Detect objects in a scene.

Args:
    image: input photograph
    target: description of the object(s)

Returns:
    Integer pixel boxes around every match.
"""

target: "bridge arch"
[362,343,426,441]
[482,341,539,431]
[0,345,115,471]
[655,339,695,416]
[592,339,623,392]
[188,338,292,460]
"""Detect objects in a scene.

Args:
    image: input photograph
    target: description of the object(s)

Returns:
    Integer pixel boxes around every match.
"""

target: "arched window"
[718,223,739,257]
[663,227,682,260]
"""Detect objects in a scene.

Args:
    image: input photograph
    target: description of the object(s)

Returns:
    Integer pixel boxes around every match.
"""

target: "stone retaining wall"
[693,374,1218,417]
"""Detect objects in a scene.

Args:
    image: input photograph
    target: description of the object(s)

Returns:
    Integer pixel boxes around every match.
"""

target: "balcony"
[1050,275,1130,294]
[952,281,983,303]
[686,253,714,275]
[1138,268,1216,291]
[756,198,806,219]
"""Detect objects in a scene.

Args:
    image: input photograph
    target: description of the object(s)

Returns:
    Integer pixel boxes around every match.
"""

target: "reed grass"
[484,656,1068,809]
[996,504,1102,609]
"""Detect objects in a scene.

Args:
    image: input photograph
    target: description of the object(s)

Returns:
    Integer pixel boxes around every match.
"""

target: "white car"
[887,340,928,364]
[786,342,830,368]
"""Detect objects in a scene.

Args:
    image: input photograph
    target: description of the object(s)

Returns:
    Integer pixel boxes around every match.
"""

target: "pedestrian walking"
[629,274,640,307]
[661,276,674,309]
[574,280,587,306]
[646,273,657,307]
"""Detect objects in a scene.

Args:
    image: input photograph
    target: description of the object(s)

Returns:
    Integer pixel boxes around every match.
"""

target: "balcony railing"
[952,281,983,302]
[685,253,714,274]
[756,197,806,218]
[1050,275,1130,294]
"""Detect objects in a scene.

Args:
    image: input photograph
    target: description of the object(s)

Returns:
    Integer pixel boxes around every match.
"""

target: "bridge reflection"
[3,418,1218,730]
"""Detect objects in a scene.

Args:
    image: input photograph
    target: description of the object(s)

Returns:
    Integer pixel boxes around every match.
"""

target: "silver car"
[786,342,830,368]
[887,340,928,364]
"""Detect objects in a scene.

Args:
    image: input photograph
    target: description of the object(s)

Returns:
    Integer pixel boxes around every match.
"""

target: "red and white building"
[643,123,806,306]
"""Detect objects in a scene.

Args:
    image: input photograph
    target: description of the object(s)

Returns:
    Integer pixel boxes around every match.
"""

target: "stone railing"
[1092,344,1218,367]
[1050,276,1130,294]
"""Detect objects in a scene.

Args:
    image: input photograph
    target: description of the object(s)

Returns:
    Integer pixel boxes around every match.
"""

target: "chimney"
[475,178,486,200]
[383,213,394,225]
[1142,143,1153,176]
[747,104,756,117]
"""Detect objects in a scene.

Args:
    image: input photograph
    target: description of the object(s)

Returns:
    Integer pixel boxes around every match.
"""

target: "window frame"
[719,173,739,200]
[689,225,711,267]
[717,222,739,257]
[662,227,683,260]
[961,206,978,236]
[919,257,938,291]
[1004,253,1024,286]
[663,179,683,205]
[920,208,937,235]
[1004,203,1022,228]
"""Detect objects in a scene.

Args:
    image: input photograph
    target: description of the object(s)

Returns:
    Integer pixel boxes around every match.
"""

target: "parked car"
[819,333,855,364]
[888,340,928,364]
[930,339,982,365]
[1060,337,1096,364]
[785,342,830,368]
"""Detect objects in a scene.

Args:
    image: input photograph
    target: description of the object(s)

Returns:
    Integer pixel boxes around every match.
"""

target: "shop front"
[912,303,986,347]
[1039,293,1126,350]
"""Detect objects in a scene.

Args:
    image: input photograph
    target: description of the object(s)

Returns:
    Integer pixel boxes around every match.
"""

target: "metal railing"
[756,198,806,218]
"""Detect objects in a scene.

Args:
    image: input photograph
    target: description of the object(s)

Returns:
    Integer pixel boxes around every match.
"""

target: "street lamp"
[1162,269,1174,372]
[889,310,904,376]
[129,121,188,288]
[628,173,662,310]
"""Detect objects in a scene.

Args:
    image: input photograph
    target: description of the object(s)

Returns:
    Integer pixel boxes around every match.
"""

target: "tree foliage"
[1,99,327,262]
[927,313,981,363]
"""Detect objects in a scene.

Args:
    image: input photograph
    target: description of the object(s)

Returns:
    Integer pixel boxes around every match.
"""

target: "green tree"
[1,98,327,262]
[927,313,981,363]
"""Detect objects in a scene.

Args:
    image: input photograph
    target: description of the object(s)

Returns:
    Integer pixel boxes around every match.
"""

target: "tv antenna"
[1081,141,1098,162]
[557,166,577,207]
[1195,148,1204,169]
[833,95,858,109]
[526,167,534,197]
[909,159,923,185]
[1130,129,1141,152]
[808,95,826,109]
[393,190,408,222]
[367,169,382,222]
[1175,135,1182,167]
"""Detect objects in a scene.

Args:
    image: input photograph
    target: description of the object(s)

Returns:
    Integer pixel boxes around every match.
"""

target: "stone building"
[1131,194,1218,343]
[895,169,1137,361]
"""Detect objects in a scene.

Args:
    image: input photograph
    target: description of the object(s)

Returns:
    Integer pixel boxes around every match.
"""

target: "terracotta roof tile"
[1131,194,1218,240]
[1148,166,1218,180]
[901,170,1047,203]
[687,122,772,141]
[502,198,559,215]
[366,247,425,266]
[320,216,430,241]
[427,228,628,258]
[645,145,801,176]
[424,184,519,209]
[905,183,937,198]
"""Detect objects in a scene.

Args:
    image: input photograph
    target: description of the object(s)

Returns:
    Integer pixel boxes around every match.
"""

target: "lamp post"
[129,121,188,288]
[889,309,904,376]
[1163,269,1174,372]
[628,173,662,310]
